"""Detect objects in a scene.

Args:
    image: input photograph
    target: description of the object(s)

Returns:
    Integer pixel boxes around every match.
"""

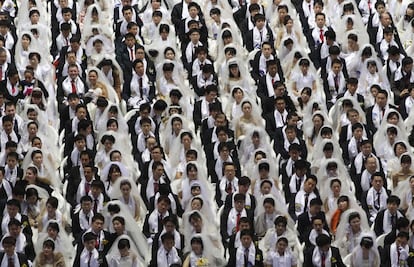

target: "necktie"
[8,256,13,267]
[139,77,144,98]
[375,191,381,210]
[334,75,339,90]
[236,213,241,232]
[304,193,309,212]
[11,86,15,95]
[271,78,274,85]
[85,213,90,222]
[129,47,134,61]
[226,182,233,194]
[308,4,311,12]
[296,178,301,192]
[319,29,324,42]
[260,31,263,43]
[391,214,397,228]
[7,134,11,142]
[244,248,249,266]
[396,61,401,68]
[85,182,90,194]
[357,140,362,152]
[200,63,204,70]
[93,199,98,214]
[13,119,18,135]
[166,252,170,265]
[321,252,326,267]
[71,79,77,93]
[88,251,92,267]
[0,65,2,81]
[368,0,371,15]
[154,182,159,194]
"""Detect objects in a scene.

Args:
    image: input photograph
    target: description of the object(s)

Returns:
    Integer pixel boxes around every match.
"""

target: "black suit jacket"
[297,211,329,243]
[192,100,222,130]
[227,245,264,267]
[381,244,414,267]
[0,252,28,266]
[244,25,274,52]
[304,246,346,267]
[220,208,254,243]
[251,52,284,85]
[0,80,24,105]
[361,188,391,221]
[149,193,183,217]
[365,104,398,134]
[224,193,256,214]
[71,211,86,242]
[274,137,307,160]
[74,230,112,267]
[374,209,405,236]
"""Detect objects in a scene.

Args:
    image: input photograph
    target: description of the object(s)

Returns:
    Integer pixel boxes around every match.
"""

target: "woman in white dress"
[233,99,264,141]
[350,234,380,267]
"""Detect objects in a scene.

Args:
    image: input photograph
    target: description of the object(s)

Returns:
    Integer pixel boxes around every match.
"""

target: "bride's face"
[165,50,175,60]
[21,36,31,49]
[191,199,202,210]
[113,220,124,234]
[232,89,244,103]
[350,217,361,232]
[191,242,203,255]
[387,114,399,125]
[187,167,198,180]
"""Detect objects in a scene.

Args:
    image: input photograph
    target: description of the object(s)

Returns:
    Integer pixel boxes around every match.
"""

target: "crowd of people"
[0,0,414,266]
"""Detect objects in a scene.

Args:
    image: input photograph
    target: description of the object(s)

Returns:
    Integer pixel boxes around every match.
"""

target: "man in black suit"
[140,161,170,208]
[244,14,274,52]
[193,84,220,130]
[143,196,176,244]
[257,59,284,102]
[0,47,14,82]
[264,96,288,139]
[56,35,87,78]
[374,195,405,236]
[297,198,329,243]
[361,172,391,224]
[56,63,88,111]
[274,125,307,160]
[59,93,80,133]
[227,229,263,267]
[365,89,396,134]
[220,194,254,248]
[320,45,348,81]
[237,4,260,35]
[384,217,410,246]
[304,234,345,267]
[224,176,256,215]
[393,56,414,107]
[149,184,183,217]
[177,2,208,44]
[1,199,32,239]
[122,59,156,109]
[75,213,113,267]
[115,33,139,81]
[114,5,143,42]
[71,196,94,243]
[150,216,184,261]
[260,82,295,116]
[381,231,414,267]
[0,236,29,266]
[337,78,365,109]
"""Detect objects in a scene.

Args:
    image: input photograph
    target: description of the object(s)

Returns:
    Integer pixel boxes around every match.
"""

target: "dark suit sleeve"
[374,210,385,236]
[216,182,223,207]
[332,247,346,267]
[143,214,152,238]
